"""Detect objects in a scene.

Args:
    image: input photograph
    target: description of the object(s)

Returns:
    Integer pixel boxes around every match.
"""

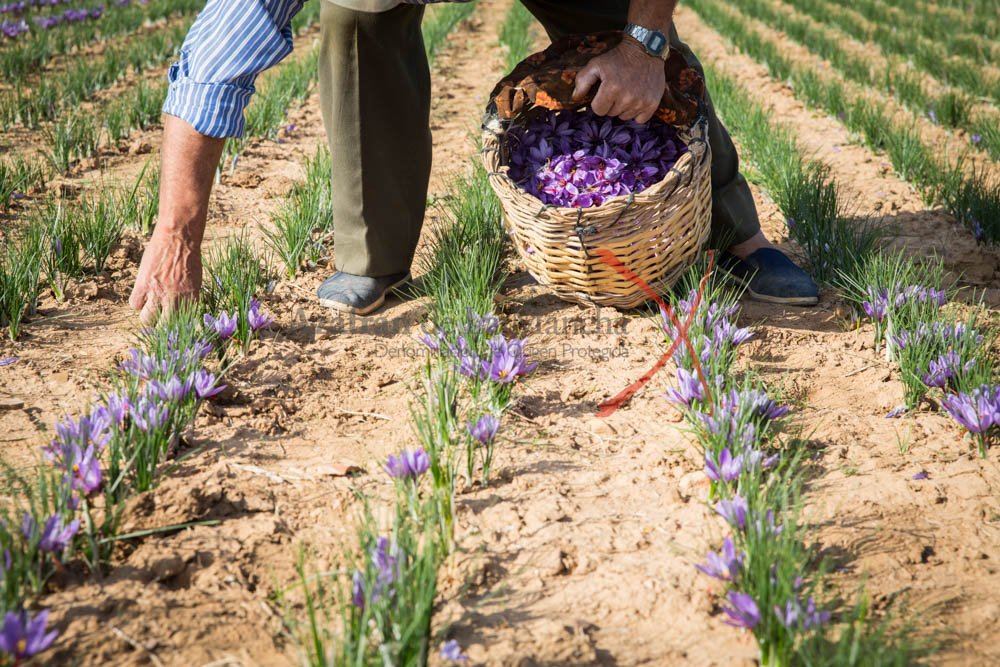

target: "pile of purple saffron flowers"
[506,108,688,208]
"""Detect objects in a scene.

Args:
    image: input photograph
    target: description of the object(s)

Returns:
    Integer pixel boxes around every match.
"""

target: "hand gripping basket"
[481,32,712,309]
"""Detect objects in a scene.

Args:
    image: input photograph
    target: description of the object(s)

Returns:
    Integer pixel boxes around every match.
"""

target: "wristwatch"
[624,22,669,60]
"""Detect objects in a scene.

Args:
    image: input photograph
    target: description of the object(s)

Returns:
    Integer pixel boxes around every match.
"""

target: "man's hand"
[129,225,203,326]
[573,40,665,124]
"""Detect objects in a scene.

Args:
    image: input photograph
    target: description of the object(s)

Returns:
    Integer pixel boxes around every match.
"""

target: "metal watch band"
[624,22,669,60]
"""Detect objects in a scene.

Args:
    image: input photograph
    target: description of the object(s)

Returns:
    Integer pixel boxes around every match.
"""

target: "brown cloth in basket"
[490,31,704,127]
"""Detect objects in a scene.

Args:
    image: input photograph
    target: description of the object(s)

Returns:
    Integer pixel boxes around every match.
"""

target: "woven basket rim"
[482,114,708,216]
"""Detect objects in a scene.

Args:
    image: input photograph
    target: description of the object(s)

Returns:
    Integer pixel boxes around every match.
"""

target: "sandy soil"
[0,1,997,665]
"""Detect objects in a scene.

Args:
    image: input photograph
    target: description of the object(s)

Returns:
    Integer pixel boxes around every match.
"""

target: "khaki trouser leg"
[318,0,431,277]
[518,0,761,248]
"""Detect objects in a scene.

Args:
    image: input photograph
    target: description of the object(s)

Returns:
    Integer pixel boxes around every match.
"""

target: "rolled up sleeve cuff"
[162,63,254,139]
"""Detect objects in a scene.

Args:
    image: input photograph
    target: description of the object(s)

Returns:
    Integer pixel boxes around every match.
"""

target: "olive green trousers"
[318,0,761,277]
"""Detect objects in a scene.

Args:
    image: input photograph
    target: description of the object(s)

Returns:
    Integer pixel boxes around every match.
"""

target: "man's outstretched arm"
[573,0,679,124]
[129,0,305,324]
[129,117,223,325]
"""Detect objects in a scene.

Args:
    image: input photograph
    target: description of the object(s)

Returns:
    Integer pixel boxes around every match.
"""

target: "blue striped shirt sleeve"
[162,0,306,138]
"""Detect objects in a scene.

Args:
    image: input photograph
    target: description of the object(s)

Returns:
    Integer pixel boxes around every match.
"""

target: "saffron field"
[0,0,997,664]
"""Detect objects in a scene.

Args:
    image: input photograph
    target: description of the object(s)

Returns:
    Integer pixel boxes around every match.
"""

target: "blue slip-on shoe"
[316,270,411,315]
[720,248,819,306]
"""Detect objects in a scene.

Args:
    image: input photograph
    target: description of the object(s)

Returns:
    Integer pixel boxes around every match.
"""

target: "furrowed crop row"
[499,1,535,72]
[661,262,929,664]
[875,0,998,39]
[0,0,202,80]
[724,0,999,159]
[283,6,526,662]
[0,153,45,210]
[422,0,477,62]
[687,0,1000,246]
[288,157,523,664]
[776,0,1000,107]
[27,0,319,175]
[0,19,190,130]
[701,55,999,456]
[0,272,274,662]
[0,163,161,339]
[663,64,938,662]
[819,0,1000,66]
[838,251,1000,457]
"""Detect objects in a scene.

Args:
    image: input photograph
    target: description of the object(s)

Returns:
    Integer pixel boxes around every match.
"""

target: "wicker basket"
[481,113,712,309]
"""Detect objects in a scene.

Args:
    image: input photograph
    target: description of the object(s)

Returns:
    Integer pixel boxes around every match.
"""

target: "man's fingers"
[634,108,655,124]
[139,297,160,327]
[128,283,146,311]
[573,62,601,101]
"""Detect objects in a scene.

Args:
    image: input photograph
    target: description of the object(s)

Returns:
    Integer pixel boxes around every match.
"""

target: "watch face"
[648,33,667,54]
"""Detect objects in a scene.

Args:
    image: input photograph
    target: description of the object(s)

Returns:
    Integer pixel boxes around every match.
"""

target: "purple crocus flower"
[417,330,444,352]
[721,591,760,629]
[20,513,34,541]
[150,375,192,403]
[131,398,169,433]
[971,133,982,145]
[862,288,889,321]
[120,348,170,379]
[694,537,742,581]
[467,415,500,445]
[774,596,831,630]
[712,320,753,348]
[0,609,58,660]
[351,569,366,608]
[744,449,780,471]
[741,390,789,422]
[481,335,536,384]
[921,351,974,389]
[71,444,102,495]
[247,299,273,331]
[697,412,758,451]
[0,18,26,38]
[752,509,783,538]
[351,537,402,608]
[192,369,226,399]
[664,367,706,408]
[204,311,237,339]
[704,448,743,483]
[101,392,131,426]
[457,352,483,380]
[370,536,400,599]
[37,515,79,553]
[384,448,430,480]
[940,387,999,435]
[715,495,748,530]
[440,639,469,661]
[468,310,501,334]
[0,357,16,366]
